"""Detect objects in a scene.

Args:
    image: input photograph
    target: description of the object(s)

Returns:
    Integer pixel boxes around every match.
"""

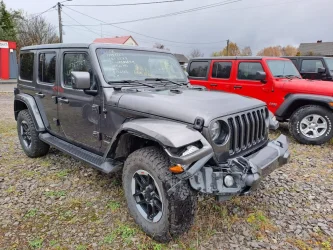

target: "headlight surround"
[209,121,221,141]
[209,120,230,145]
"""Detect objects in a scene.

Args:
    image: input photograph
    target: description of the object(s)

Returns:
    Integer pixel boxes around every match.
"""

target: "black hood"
[109,88,265,127]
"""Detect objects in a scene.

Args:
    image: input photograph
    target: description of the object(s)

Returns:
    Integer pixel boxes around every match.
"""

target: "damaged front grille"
[227,107,268,155]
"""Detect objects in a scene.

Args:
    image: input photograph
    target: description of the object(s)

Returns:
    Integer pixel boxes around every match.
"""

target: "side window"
[188,61,209,78]
[212,61,232,79]
[301,59,324,73]
[38,52,56,84]
[238,62,264,80]
[20,53,34,81]
[63,53,91,88]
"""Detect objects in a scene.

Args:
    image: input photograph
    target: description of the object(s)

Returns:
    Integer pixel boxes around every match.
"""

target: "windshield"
[267,60,301,78]
[325,58,333,72]
[96,49,187,83]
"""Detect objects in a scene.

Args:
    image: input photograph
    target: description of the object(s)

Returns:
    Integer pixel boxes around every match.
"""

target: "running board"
[39,133,123,174]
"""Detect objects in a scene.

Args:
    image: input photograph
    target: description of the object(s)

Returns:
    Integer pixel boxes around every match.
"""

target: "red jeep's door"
[207,60,233,92]
[232,60,271,103]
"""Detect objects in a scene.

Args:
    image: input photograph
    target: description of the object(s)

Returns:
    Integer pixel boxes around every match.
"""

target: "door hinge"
[93,131,102,140]
[92,104,101,114]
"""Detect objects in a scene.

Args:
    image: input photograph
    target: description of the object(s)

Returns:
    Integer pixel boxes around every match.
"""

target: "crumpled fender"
[104,118,213,165]
[14,93,45,132]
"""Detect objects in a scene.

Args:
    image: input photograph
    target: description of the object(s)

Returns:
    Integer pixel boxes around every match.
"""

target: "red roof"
[93,36,137,45]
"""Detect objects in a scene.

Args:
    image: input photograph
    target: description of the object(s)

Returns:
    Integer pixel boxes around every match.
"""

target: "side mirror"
[255,71,266,82]
[317,67,326,74]
[71,71,91,90]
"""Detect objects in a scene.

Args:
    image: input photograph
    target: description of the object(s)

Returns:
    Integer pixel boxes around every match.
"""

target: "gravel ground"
[0,93,332,250]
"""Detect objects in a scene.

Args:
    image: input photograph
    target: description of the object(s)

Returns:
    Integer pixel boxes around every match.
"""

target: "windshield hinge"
[193,117,204,131]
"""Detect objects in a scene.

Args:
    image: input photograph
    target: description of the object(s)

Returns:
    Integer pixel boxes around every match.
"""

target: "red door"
[232,60,271,104]
[207,60,233,92]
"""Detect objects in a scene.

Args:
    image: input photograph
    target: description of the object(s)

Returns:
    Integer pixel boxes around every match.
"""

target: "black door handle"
[234,85,242,89]
[35,92,45,98]
[58,97,69,104]
[210,83,218,87]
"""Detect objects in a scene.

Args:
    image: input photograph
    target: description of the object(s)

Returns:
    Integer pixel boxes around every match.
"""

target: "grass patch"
[106,201,121,212]
[24,209,38,218]
[103,224,137,245]
[28,238,43,249]
[49,240,58,247]
[76,245,88,250]
[56,170,69,178]
[246,210,276,239]
[44,190,66,198]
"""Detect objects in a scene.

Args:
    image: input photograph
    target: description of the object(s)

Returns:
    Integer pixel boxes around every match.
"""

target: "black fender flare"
[14,94,45,132]
[103,118,213,166]
[275,94,333,119]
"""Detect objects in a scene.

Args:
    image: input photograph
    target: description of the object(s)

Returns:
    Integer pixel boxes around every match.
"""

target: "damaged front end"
[167,135,290,201]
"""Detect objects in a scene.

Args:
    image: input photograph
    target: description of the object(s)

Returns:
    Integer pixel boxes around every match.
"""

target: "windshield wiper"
[144,78,185,86]
[285,75,302,79]
[275,75,293,80]
[108,80,155,88]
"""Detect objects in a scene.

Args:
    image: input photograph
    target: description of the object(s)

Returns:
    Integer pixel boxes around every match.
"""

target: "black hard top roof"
[189,56,270,61]
[20,43,173,54]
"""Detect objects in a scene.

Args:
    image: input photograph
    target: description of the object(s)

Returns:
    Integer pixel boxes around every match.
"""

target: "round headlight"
[209,121,221,141]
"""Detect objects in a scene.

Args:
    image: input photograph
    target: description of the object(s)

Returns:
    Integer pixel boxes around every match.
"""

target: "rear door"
[207,60,233,92]
[299,58,325,80]
[232,60,269,103]
[187,60,211,89]
[57,49,101,152]
[35,50,60,135]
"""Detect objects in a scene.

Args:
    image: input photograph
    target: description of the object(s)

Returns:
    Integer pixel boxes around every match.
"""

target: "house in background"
[299,40,333,57]
[93,36,138,46]
[174,53,189,69]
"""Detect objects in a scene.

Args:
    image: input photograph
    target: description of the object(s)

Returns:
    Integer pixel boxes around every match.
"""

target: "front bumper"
[189,134,290,199]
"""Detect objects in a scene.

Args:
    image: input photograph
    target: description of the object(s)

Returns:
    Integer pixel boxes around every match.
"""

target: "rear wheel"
[289,105,333,145]
[122,146,197,242]
[17,110,50,158]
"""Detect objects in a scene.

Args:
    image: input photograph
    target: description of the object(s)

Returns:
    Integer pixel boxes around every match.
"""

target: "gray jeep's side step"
[39,133,123,174]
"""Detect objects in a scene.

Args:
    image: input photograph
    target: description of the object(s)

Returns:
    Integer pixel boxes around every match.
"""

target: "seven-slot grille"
[227,108,268,154]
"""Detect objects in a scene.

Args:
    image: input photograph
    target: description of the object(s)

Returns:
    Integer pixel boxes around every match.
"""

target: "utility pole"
[57,2,63,43]
[226,39,230,56]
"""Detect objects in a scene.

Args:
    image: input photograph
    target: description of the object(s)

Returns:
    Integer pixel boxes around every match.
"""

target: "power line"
[64,0,184,7]
[62,6,233,44]
[63,0,241,26]
[32,5,57,17]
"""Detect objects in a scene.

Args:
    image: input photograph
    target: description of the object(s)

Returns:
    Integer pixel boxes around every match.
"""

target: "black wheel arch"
[276,94,333,121]
[14,94,46,132]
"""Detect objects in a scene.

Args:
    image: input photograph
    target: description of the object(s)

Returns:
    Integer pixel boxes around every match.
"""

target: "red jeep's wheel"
[289,105,333,145]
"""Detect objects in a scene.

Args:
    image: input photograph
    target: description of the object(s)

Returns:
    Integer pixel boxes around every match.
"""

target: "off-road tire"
[122,146,197,242]
[17,110,50,158]
[289,105,333,145]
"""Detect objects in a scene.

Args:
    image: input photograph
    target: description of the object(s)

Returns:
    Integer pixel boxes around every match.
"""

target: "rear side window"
[238,62,264,80]
[63,53,91,88]
[20,53,34,81]
[301,59,324,73]
[212,62,232,79]
[38,53,56,84]
[290,59,297,67]
[188,61,209,78]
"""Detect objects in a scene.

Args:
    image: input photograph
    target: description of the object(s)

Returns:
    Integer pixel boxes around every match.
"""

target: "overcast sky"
[5,0,333,56]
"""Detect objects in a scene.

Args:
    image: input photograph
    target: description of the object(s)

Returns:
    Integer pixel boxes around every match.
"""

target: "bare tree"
[240,46,252,56]
[153,42,169,51]
[189,48,204,58]
[16,14,59,50]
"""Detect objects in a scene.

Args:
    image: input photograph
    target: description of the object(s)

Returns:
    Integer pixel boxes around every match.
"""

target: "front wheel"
[122,146,197,242]
[289,105,333,145]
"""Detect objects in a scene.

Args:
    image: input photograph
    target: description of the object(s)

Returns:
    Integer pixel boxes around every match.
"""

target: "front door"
[232,61,269,103]
[299,58,326,80]
[57,49,101,152]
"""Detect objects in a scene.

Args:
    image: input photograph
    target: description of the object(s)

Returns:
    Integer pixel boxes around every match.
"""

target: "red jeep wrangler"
[187,57,333,145]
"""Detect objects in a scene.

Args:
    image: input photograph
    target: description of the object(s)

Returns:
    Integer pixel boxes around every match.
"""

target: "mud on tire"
[122,146,197,242]
[289,105,333,145]
[17,110,50,158]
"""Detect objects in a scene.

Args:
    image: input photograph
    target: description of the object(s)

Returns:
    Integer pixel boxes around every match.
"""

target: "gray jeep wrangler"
[14,43,290,242]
